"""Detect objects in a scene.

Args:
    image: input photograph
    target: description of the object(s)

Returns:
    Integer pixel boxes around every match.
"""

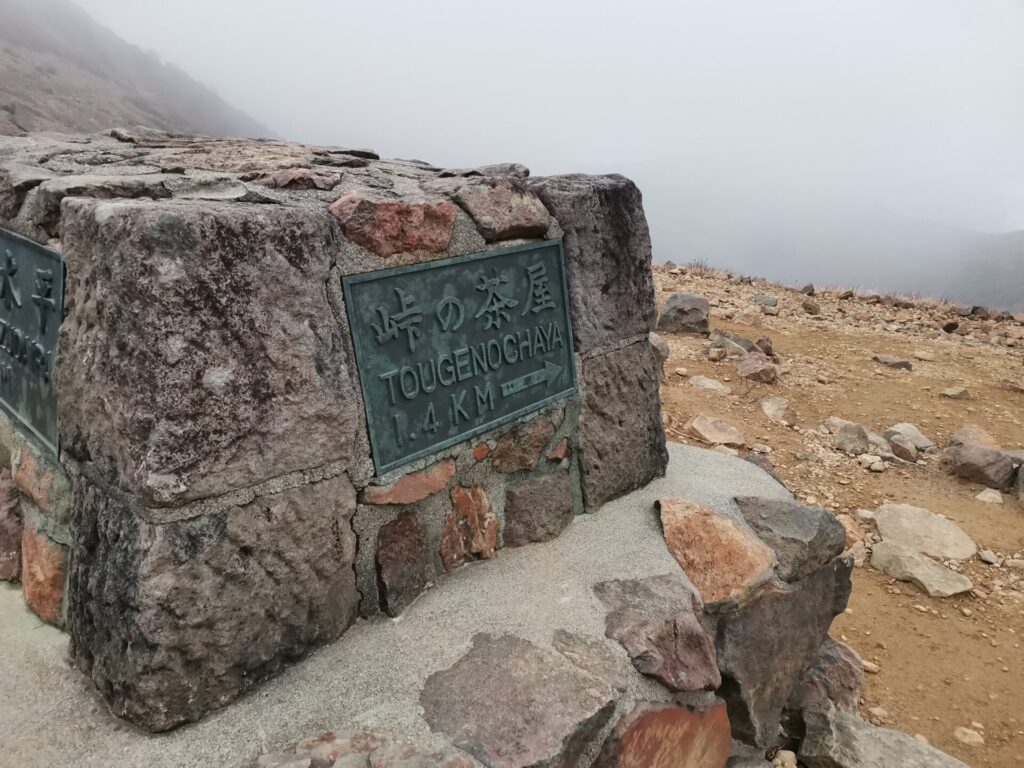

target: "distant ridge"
[0,0,273,138]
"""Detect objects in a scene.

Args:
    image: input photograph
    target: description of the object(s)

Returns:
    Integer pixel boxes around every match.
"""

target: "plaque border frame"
[342,239,577,476]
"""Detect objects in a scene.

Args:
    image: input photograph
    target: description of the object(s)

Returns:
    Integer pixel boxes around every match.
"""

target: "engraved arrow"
[500,360,563,397]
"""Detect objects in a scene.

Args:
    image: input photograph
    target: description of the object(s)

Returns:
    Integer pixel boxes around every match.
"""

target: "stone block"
[363,460,456,505]
[579,341,668,510]
[594,574,720,692]
[376,511,434,617]
[12,433,71,520]
[21,526,66,625]
[504,473,574,547]
[420,633,615,768]
[0,469,20,580]
[490,417,556,474]
[713,556,853,748]
[57,198,367,508]
[328,192,458,258]
[439,485,497,572]
[453,177,551,241]
[68,473,359,731]
[529,174,656,352]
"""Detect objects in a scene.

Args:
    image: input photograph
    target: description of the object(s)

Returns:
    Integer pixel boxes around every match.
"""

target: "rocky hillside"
[652,263,1024,767]
[0,0,271,138]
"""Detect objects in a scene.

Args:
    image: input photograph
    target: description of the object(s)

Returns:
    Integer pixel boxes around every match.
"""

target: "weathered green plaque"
[343,240,576,474]
[0,227,64,453]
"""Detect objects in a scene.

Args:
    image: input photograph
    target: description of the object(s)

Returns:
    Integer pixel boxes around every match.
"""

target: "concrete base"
[0,443,789,768]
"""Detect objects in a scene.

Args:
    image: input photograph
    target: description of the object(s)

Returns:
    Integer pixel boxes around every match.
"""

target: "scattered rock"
[975,488,1003,504]
[594,701,732,768]
[658,498,777,604]
[375,512,433,617]
[953,727,984,747]
[761,396,797,426]
[941,387,969,399]
[595,574,720,692]
[887,433,918,462]
[708,331,759,358]
[659,293,711,336]
[873,503,977,560]
[978,549,999,565]
[708,347,728,362]
[871,542,973,597]
[883,423,934,452]
[833,423,870,456]
[800,710,969,768]
[753,295,777,307]
[913,350,937,361]
[802,299,821,315]
[733,497,846,583]
[734,353,779,384]
[674,367,689,377]
[755,336,779,362]
[685,414,746,447]
[941,442,1015,490]
[503,473,574,547]
[689,376,733,395]
[801,284,816,296]
[420,633,614,768]
[873,355,913,370]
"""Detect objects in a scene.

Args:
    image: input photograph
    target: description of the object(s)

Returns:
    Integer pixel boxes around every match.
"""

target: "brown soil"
[654,269,1024,767]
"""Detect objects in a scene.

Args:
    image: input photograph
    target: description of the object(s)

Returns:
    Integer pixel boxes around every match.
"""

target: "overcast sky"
[76,0,1024,286]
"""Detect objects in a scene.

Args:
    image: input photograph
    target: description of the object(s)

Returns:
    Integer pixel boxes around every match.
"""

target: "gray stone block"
[67,473,359,731]
[529,174,657,352]
[56,198,368,508]
[578,340,668,510]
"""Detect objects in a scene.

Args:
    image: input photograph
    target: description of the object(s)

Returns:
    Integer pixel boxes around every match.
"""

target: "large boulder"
[529,174,657,353]
[733,497,846,583]
[68,473,359,731]
[713,556,853,748]
[872,503,976,560]
[883,423,934,452]
[419,633,615,768]
[941,442,1015,490]
[57,198,369,507]
[658,293,711,336]
[800,709,969,768]
[578,340,668,510]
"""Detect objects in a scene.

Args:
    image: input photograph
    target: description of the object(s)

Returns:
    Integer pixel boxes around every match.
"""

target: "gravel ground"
[0,442,789,768]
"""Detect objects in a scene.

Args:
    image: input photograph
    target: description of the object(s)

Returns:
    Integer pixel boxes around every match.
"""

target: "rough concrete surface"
[0,443,790,768]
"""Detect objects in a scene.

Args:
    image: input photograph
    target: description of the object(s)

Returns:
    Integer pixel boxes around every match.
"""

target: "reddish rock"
[547,438,572,462]
[657,498,776,604]
[472,443,491,462]
[594,574,721,692]
[328,192,457,257]
[594,701,732,768]
[734,353,779,384]
[21,527,66,624]
[375,512,434,617]
[420,633,614,768]
[490,418,555,474]
[12,440,70,517]
[504,473,574,547]
[0,470,21,581]
[440,486,497,571]
[363,460,456,505]
[950,424,1001,451]
[453,177,551,241]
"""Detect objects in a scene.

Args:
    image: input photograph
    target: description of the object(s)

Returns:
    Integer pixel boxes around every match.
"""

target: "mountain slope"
[0,0,272,138]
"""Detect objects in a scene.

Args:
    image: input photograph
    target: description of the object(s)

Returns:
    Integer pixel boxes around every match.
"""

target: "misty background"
[7,0,1024,307]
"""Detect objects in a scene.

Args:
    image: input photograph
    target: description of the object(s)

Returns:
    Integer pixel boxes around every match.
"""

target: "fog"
[76,0,1024,300]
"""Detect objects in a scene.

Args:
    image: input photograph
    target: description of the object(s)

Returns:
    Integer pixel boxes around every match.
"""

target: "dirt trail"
[654,268,1024,767]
